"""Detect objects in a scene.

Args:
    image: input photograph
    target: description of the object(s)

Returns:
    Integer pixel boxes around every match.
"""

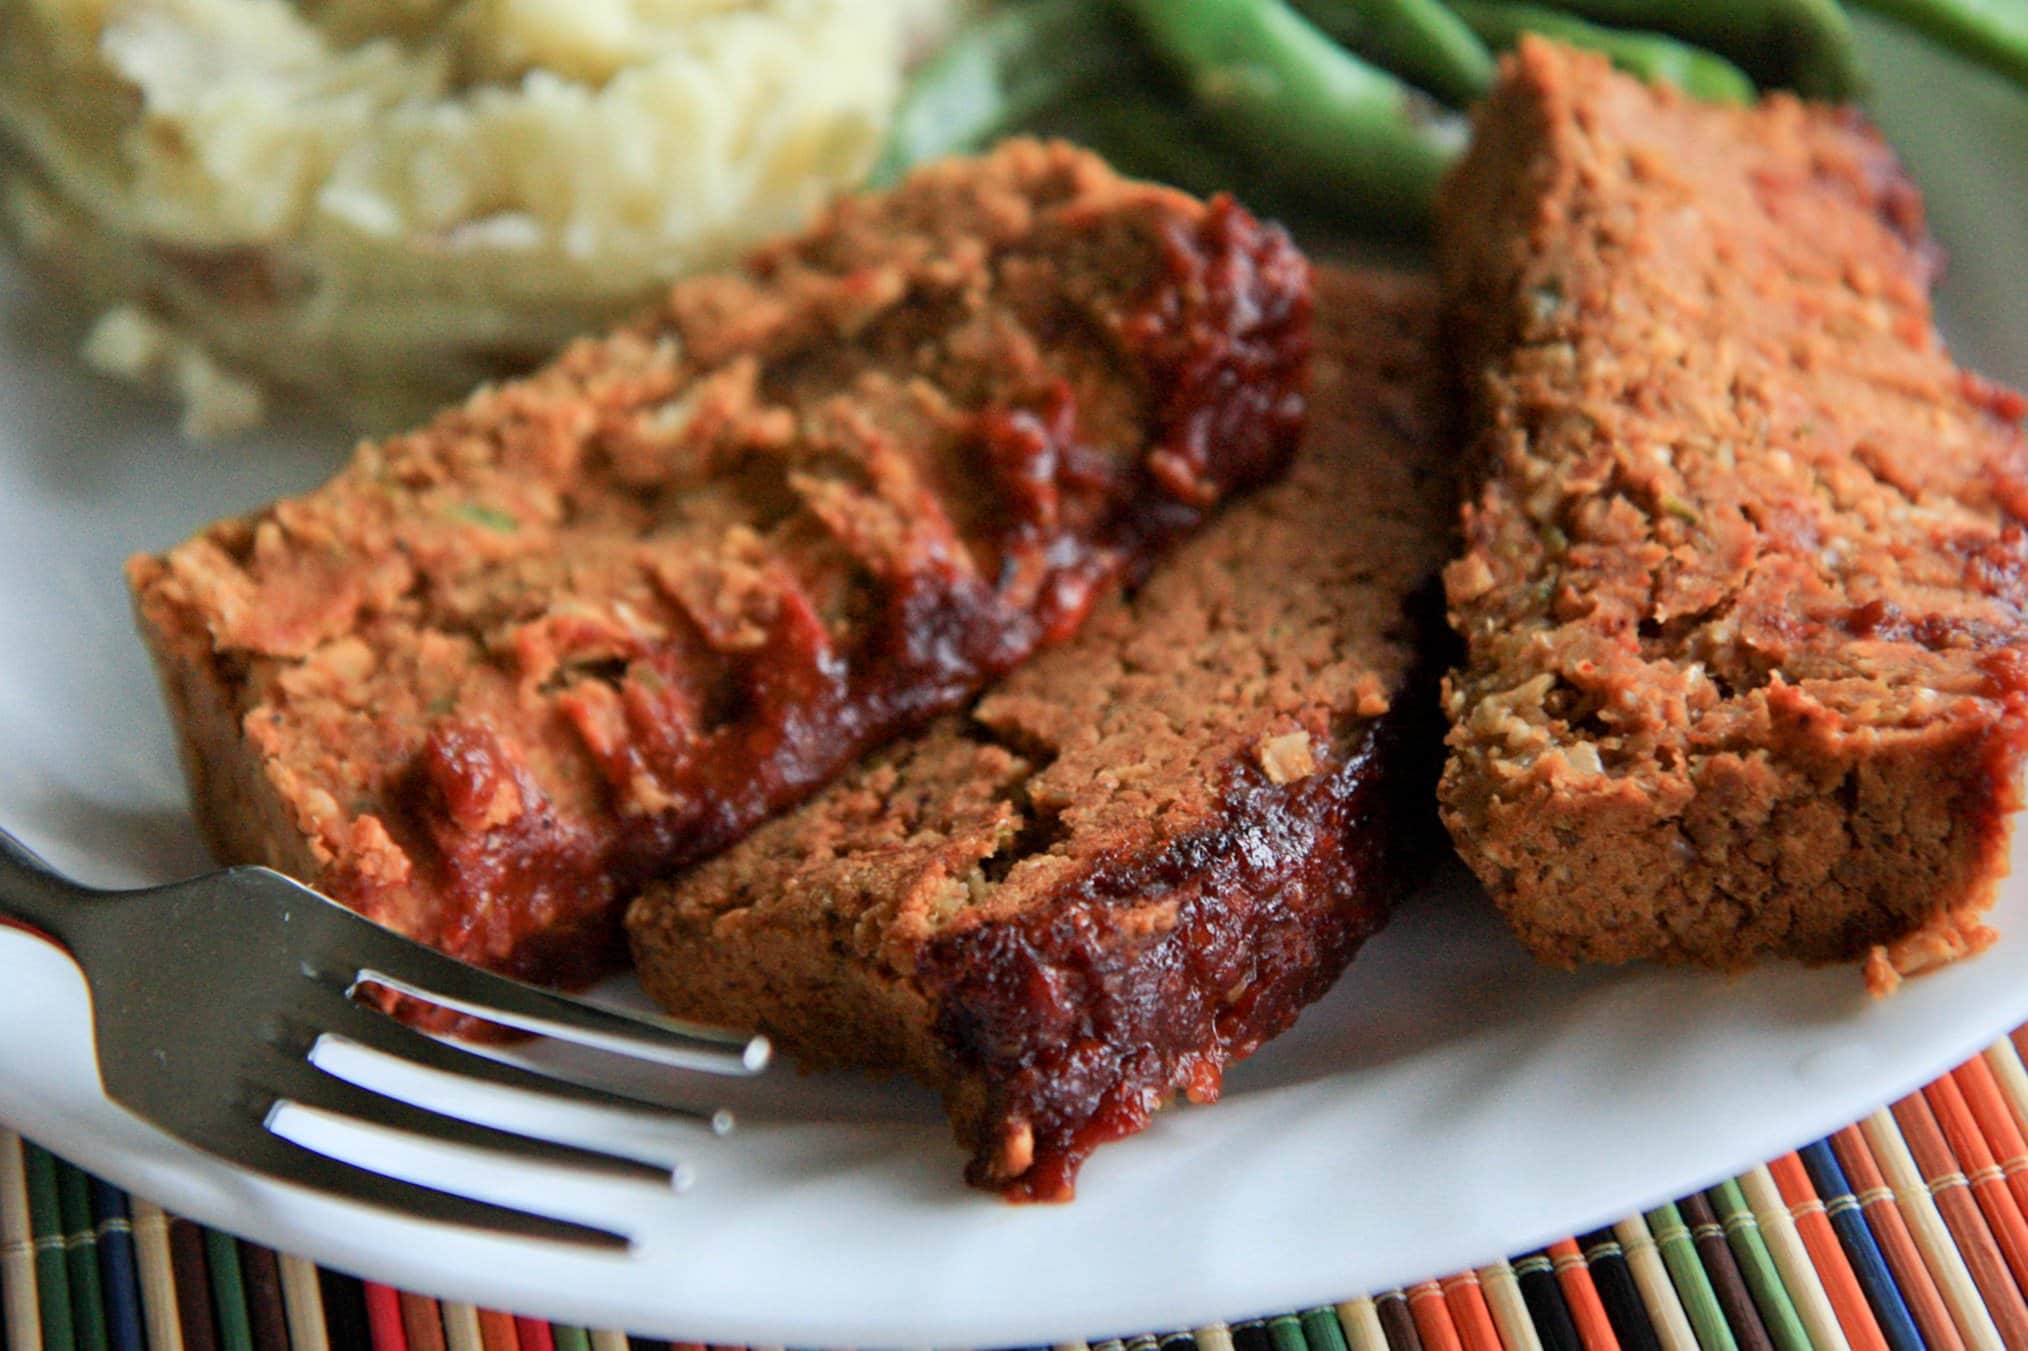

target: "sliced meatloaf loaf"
[627,267,1454,1199]
[1437,40,2028,987]
[127,141,1311,1005]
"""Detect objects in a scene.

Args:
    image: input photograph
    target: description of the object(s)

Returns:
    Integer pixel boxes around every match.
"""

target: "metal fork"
[0,825,768,1248]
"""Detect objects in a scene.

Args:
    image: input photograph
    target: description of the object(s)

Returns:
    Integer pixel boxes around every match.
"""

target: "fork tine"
[250,871,767,1073]
[346,952,769,1075]
[223,1122,629,1249]
[253,1052,677,1185]
[309,996,735,1131]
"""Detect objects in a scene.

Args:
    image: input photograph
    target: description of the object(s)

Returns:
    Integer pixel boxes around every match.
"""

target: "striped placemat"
[13,1028,2028,1349]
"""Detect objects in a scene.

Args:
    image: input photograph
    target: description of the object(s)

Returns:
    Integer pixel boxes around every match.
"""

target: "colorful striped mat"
[13,1027,2028,1349]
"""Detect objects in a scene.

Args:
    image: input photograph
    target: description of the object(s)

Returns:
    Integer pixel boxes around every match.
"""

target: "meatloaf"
[1437,40,2028,987]
[127,141,1311,1008]
[627,267,1454,1200]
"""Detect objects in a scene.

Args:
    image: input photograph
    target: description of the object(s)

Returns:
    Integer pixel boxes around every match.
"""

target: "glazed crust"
[127,142,1311,1008]
[627,267,1455,1198]
[1436,42,2028,986]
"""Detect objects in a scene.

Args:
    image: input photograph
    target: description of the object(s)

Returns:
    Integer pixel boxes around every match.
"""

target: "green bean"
[1529,0,1863,98]
[1849,0,2028,90]
[1036,93,1318,225]
[869,0,1154,187]
[1446,1,1757,103]
[1292,0,1498,105]
[1033,92,1266,202]
[1121,0,1468,226]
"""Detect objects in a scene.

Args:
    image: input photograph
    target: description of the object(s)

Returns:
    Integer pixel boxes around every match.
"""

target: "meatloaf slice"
[1437,40,2028,988]
[127,141,1311,1005]
[626,267,1454,1200]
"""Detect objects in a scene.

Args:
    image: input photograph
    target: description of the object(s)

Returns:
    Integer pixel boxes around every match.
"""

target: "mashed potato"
[0,0,956,434]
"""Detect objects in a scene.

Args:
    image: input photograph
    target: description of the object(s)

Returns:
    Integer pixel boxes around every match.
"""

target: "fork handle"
[0,825,93,952]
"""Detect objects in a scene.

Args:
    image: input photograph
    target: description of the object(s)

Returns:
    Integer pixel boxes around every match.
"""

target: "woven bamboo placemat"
[11,1025,2028,1350]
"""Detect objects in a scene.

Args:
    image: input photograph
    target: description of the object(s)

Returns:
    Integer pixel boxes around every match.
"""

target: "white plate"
[5,19,2028,1347]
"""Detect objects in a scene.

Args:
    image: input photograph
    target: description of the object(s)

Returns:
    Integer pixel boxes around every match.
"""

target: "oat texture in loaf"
[1437,41,2028,988]
[127,142,1312,1016]
[627,267,1455,1200]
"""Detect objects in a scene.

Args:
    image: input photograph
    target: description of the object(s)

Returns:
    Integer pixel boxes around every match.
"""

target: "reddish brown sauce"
[332,196,1311,1014]
[918,638,1444,1201]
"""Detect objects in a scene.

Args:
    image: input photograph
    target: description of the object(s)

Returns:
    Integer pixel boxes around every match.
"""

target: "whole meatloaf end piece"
[126,141,1311,1013]
[1437,40,2028,989]
[627,267,1454,1200]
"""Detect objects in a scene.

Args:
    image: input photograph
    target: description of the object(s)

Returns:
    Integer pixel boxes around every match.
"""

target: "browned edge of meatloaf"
[1435,40,2028,986]
[923,653,1447,1200]
[134,599,328,881]
[125,141,1314,1021]
[628,267,1456,1199]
